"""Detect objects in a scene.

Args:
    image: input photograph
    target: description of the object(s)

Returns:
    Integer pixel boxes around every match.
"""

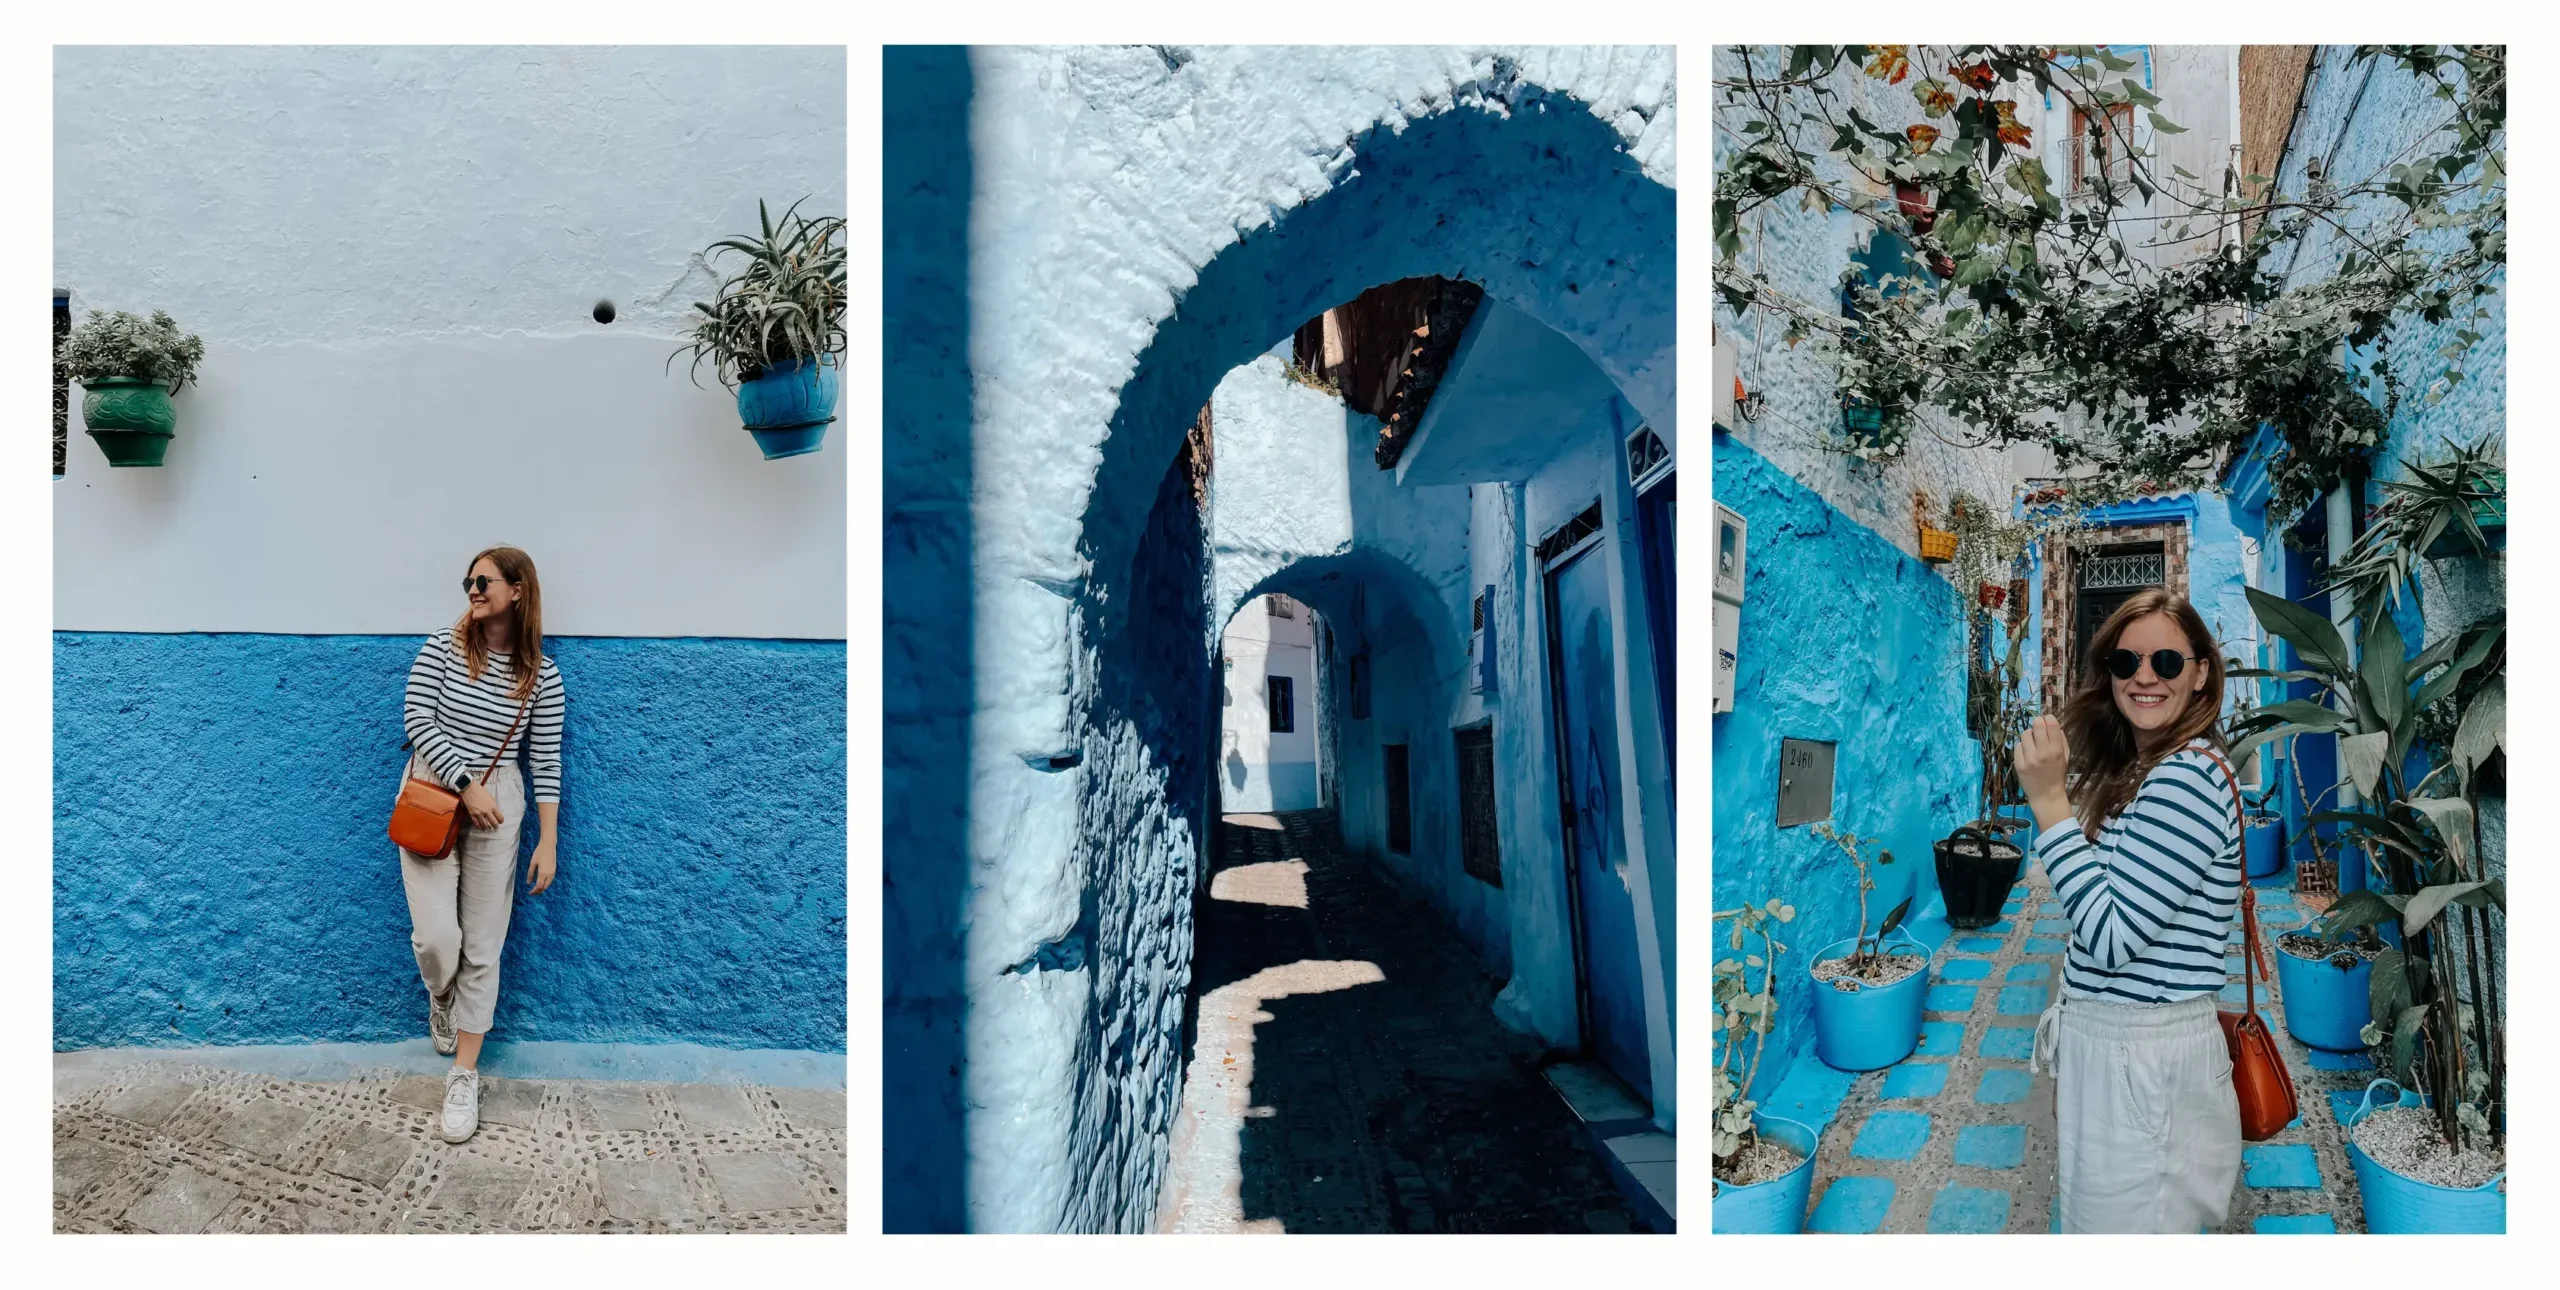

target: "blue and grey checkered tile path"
[1793,862,2381,1233]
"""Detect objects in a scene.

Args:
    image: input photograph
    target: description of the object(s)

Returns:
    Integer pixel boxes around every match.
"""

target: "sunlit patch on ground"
[1155,958,1387,1233]
[1209,860,1309,909]
[1225,814,1285,831]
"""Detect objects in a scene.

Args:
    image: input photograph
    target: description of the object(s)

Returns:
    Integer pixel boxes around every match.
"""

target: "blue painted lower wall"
[54,633,847,1053]
[1710,435,1977,1097]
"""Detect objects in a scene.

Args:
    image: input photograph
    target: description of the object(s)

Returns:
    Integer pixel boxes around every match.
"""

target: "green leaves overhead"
[1713,45,2504,517]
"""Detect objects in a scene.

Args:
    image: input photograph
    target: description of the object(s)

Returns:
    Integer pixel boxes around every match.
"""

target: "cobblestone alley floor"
[1155,810,1643,1234]
[54,1061,846,1233]
[1781,861,2379,1234]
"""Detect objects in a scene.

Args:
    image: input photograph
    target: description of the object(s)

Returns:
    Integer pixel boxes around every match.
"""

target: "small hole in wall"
[592,299,617,324]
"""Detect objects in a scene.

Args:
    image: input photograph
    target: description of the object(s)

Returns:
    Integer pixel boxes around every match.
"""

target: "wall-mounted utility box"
[1713,503,1746,713]
[1776,737,1836,827]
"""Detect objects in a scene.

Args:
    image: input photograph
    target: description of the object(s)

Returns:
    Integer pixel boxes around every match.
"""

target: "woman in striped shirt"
[2013,587,2242,1233]
[398,545,567,1143]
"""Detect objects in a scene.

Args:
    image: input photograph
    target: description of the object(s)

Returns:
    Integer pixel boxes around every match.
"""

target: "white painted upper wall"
[54,45,847,639]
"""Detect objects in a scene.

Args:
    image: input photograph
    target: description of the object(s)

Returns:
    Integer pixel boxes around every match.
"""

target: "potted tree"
[673,197,847,460]
[1804,824,1925,1071]
[1712,896,1818,1232]
[2230,582,2505,1232]
[59,309,205,468]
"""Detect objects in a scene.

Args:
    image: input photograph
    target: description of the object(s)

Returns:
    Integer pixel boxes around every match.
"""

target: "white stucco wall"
[1219,594,1318,812]
[923,45,1674,1232]
[53,45,848,639]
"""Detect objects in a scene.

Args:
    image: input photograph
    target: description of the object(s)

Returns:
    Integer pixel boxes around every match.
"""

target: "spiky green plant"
[671,197,847,390]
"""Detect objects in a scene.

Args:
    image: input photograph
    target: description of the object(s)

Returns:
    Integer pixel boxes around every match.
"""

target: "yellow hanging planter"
[1918,528,1958,564]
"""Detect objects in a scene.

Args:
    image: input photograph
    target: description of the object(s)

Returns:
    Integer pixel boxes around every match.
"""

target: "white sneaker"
[428,991,457,1057]
[440,1067,481,1143]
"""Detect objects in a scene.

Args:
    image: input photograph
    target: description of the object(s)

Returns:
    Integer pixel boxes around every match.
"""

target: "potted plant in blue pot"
[2269,891,2382,1052]
[1713,895,1818,1233]
[2231,580,2505,1232]
[1805,824,1926,1072]
[673,197,846,460]
[60,308,205,468]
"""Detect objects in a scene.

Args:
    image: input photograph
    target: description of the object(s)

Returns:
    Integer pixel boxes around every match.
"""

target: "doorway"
[1542,517,1649,1103]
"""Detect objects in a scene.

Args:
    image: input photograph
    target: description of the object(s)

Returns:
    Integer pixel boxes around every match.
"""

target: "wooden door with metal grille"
[1455,724,1500,886]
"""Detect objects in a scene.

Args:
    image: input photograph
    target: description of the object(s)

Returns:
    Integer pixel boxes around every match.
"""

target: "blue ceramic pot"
[2271,938,2373,1051]
[2343,1080,2506,1233]
[1808,935,1930,1072]
[735,355,839,459]
[2245,817,2284,879]
[1712,1111,1818,1233]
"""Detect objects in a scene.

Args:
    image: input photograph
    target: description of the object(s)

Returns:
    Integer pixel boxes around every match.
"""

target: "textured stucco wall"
[1711,45,2027,556]
[53,45,849,639]
[879,44,1673,1231]
[54,634,846,1053]
[1710,433,1976,1094]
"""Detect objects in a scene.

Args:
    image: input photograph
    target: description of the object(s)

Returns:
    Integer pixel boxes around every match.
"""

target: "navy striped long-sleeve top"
[2037,741,2242,1005]
[402,628,567,804]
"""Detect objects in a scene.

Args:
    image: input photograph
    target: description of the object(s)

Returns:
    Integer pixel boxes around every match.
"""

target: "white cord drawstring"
[2031,995,2067,1076]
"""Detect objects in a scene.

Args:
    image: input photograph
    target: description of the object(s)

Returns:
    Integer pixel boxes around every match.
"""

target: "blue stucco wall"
[1710,434,1976,1095]
[54,633,847,1053]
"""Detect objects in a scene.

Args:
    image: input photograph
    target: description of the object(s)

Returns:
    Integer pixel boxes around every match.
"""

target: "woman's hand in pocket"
[462,782,504,830]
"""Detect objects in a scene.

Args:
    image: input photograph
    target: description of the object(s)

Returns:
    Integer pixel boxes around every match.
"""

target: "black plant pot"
[1934,825,2026,930]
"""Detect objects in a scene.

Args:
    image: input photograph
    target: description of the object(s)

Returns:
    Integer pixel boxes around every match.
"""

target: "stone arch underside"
[976,78,1672,1235]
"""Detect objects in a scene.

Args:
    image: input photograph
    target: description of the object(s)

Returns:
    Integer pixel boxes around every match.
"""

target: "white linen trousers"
[395,757,525,1035]
[2032,991,2243,1233]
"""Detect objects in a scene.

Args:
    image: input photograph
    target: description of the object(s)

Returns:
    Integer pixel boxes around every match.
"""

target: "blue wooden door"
[2282,510,2343,875]
[1547,541,1650,1101]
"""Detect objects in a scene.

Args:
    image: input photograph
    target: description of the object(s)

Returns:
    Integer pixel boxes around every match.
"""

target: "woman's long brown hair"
[2060,586,2228,841]
[449,545,545,702]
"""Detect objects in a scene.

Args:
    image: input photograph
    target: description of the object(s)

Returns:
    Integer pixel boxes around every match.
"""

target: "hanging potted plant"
[1712,896,1818,1232]
[1913,490,1956,564]
[59,309,205,468]
[1804,824,1925,1072]
[2231,582,2505,1232]
[672,197,847,460]
[1938,494,2045,919]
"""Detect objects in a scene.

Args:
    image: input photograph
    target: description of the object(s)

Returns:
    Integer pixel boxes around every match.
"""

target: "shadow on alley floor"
[54,1061,846,1233]
[1156,809,1641,1234]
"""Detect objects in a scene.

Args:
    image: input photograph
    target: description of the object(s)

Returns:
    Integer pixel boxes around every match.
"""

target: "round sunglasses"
[462,575,517,595]
[2107,648,2203,681]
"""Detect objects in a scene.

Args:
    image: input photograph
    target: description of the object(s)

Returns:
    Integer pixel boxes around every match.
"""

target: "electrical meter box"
[1713,504,1746,713]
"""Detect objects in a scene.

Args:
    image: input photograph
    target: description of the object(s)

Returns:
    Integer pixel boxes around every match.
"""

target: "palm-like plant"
[2321,436,2505,629]
[2230,579,2505,1157]
[671,197,847,390]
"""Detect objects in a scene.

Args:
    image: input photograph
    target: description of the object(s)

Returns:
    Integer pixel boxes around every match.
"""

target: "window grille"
[1384,744,1411,855]
[1267,593,1294,619]
[2081,550,2164,590]
[2072,102,2137,191]
[1455,725,1501,886]
[1267,675,1295,733]
[1536,501,1605,563]
[53,293,71,478]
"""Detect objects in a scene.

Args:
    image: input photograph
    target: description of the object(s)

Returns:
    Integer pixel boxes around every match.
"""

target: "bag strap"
[2192,743,2265,1017]
[475,691,536,788]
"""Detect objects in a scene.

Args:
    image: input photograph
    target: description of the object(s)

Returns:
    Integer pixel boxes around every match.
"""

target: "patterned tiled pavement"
[54,1063,846,1233]
[1157,810,1643,1234]
[1788,860,2378,1234]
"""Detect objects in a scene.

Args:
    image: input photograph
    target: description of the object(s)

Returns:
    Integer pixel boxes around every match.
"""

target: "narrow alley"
[1156,810,1642,1234]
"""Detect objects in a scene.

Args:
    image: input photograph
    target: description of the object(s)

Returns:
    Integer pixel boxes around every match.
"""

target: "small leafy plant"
[1808,822,1912,978]
[1713,896,1795,1177]
[59,309,205,392]
[672,197,847,390]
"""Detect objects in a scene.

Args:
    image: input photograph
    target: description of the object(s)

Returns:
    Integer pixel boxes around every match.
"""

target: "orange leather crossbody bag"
[2196,745,2300,1141]
[389,695,532,861]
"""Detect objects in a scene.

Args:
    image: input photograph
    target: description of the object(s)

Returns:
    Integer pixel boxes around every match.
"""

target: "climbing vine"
[1714,44,2504,520]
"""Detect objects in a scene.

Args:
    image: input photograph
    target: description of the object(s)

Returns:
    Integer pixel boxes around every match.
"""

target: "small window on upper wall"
[1267,593,1295,619]
[1268,675,1295,733]
[2072,102,2136,192]
[53,292,71,478]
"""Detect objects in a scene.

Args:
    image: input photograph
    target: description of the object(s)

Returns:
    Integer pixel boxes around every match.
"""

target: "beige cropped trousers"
[2033,992,2242,1234]
[396,757,524,1035]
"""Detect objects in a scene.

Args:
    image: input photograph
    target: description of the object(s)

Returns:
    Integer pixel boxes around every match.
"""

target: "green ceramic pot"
[81,376,177,467]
